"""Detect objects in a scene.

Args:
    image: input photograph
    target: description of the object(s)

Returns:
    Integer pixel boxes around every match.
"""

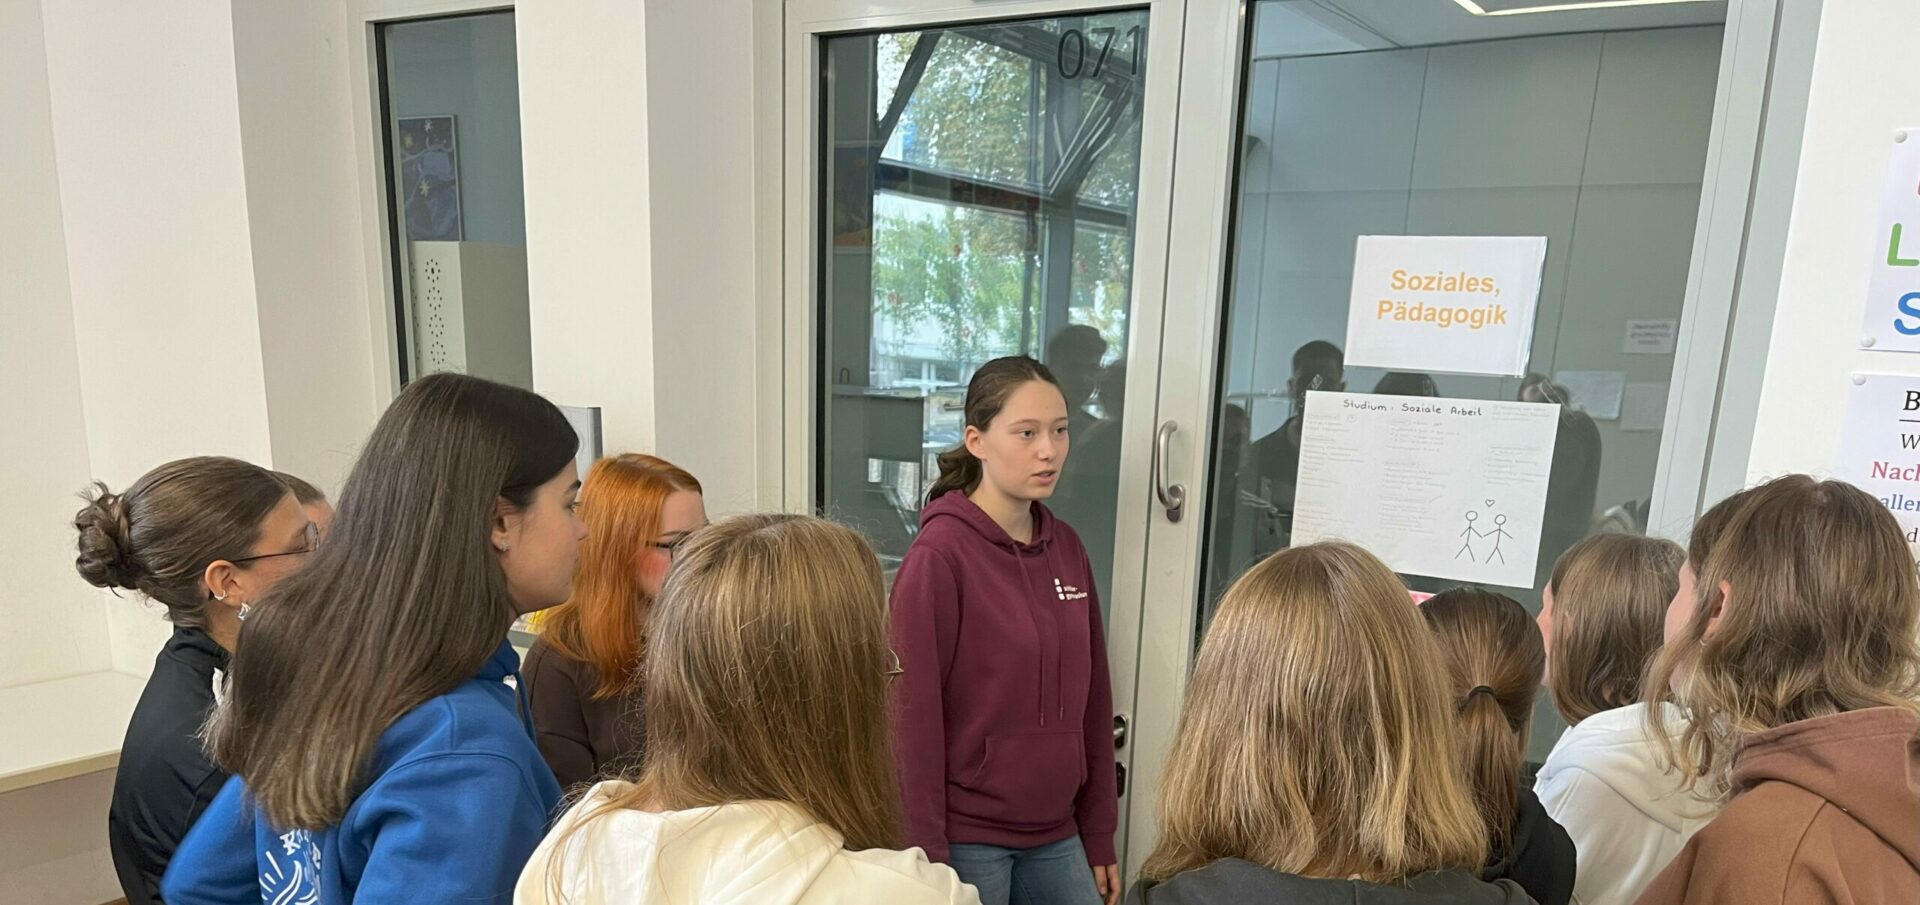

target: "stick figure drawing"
[1486,514,1513,564]
[1455,511,1480,562]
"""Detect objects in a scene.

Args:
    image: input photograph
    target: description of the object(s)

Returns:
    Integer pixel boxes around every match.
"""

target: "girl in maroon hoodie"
[891,355,1120,905]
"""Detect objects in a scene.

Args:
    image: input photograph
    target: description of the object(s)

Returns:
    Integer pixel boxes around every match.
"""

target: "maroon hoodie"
[889,492,1119,866]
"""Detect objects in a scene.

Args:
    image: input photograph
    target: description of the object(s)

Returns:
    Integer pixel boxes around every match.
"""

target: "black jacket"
[1124,859,1536,904]
[1483,786,1576,905]
[108,628,231,905]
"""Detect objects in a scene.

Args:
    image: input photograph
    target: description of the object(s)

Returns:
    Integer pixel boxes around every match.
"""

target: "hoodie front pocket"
[957,730,1087,828]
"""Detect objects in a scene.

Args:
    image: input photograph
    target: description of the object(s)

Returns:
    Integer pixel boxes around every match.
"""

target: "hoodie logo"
[1054,578,1089,602]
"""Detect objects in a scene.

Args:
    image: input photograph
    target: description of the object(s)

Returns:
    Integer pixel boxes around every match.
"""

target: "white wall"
[5,1,381,898]
[233,0,381,494]
[1229,26,1722,522]
[644,0,764,514]
[518,1,659,457]
[0,0,112,691]
[41,0,278,671]
[1747,0,1914,483]
[385,13,527,247]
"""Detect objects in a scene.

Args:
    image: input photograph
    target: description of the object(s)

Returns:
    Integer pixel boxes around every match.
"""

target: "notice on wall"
[1834,373,1920,555]
[1554,370,1626,420]
[1624,319,1679,354]
[1621,382,1669,433]
[1344,235,1548,377]
[1292,392,1561,588]
[1859,130,1920,352]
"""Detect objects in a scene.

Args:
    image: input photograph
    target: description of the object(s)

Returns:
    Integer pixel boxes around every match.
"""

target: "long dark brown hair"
[207,373,577,829]
[73,456,290,629]
[1420,588,1544,863]
[926,355,1062,504]
[1645,475,1920,798]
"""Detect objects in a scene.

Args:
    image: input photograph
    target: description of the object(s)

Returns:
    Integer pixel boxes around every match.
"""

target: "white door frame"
[777,0,1205,871]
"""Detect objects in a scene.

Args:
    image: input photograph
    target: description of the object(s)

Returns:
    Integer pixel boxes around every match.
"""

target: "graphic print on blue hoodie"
[161,641,562,905]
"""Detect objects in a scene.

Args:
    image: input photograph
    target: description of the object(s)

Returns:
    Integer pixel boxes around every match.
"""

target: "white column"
[517,0,659,456]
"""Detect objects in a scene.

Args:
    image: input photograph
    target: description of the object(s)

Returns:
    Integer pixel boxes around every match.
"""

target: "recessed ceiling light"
[1451,0,1717,15]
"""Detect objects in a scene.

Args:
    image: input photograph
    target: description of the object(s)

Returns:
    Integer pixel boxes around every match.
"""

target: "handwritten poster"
[1292,392,1560,588]
[1344,235,1547,377]
[1834,373,1920,556]
[1859,130,1920,352]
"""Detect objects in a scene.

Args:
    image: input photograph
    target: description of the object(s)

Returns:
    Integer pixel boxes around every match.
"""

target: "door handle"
[1152,420,1186,523]
[1113,713,1130,749]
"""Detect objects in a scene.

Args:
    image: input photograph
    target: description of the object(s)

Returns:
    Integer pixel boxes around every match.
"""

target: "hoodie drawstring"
[1045,544,1066,724]
[1015,550,1049,727]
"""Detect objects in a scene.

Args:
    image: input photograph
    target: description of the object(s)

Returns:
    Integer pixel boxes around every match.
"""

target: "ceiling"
[1253,0,1728,58]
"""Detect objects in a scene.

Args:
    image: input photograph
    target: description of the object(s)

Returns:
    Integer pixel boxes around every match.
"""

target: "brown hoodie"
[1636,707,1920,905]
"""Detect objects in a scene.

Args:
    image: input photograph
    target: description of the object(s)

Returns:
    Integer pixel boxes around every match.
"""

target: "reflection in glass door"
[1201,9,1726,764]
[818,10,1149,621]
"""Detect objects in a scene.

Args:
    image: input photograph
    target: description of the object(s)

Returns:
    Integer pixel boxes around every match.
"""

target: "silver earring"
[238,604,252,622]
[214,591,227,601]
[498,541,511,552]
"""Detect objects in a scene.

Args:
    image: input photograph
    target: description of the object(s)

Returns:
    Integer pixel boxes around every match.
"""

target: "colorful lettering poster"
[1344,235,1547,377]
[1833,373,1920,556]
[1292,392,1560,588]
[1859,130,1920,352]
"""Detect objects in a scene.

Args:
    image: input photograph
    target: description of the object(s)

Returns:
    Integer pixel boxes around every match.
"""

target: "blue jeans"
[948,836,1103,905]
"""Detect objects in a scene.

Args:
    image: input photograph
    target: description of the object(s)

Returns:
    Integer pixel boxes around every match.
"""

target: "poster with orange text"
[1345,235,1547,377]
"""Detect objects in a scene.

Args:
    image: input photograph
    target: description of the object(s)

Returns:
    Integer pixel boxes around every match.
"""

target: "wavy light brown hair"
[537,453,701,699]
[1421,588,1544,863]
[1142,542,1487,884]
[1545,534,1684,724]
[545,514,900,894]
[1646,475,1920,798]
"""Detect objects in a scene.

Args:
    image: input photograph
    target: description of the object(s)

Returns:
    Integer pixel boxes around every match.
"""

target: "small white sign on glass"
[1623,319,1678,354]
[1291,392,1561,588]
[1859,130,1920,353]
[1344,235,1547,378]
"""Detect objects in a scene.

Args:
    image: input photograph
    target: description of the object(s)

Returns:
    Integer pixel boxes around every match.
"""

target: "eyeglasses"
[885,648,904,682]
[231,522,319,565]
[649,534,692,558]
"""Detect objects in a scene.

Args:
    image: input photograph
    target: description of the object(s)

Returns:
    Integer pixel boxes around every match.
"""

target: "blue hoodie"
[161,641,562,904]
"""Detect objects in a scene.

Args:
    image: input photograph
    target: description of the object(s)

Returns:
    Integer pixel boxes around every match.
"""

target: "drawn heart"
[1484,499,1495,507]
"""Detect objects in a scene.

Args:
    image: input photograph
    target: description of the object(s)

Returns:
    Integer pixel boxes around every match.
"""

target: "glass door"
[785,0,1190,869]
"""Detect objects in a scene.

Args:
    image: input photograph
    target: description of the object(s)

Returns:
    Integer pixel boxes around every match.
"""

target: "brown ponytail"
[926,355,1064,504]
[1420,588,1544,862]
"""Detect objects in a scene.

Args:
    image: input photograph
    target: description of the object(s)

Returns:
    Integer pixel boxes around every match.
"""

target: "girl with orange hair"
[523,453,705,789]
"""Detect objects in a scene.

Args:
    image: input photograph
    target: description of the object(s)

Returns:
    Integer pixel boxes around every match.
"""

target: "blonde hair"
[1545,534,1683,724]
[1420,588,1542,862]
[544,514,900,897]
[1647,475,1920,798]
[1142,542,1488,884]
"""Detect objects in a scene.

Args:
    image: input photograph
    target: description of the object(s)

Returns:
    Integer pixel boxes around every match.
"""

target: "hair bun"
[73,483,141,590]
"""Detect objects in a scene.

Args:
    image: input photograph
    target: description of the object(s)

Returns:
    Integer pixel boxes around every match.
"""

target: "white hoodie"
[515,781,982,905]
[1533,703,1720,905]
